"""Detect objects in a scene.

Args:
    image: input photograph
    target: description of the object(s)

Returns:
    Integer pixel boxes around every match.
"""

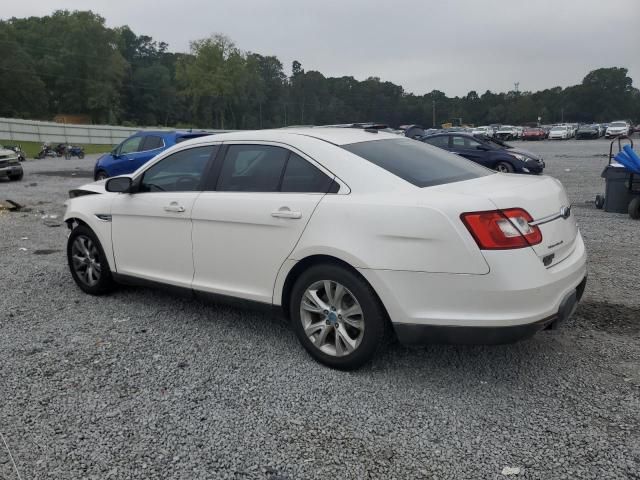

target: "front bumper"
[0,164,23,177]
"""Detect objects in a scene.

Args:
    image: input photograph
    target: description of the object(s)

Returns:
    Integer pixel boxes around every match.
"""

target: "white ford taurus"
[64,127,587,369]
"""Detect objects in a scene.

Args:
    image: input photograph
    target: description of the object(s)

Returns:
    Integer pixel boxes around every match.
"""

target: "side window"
[119,136,143,155]
[140,145,216,192]
[217,145,288,192]
[467,138,484,150]
[281,153,333,193]
[141,135,164,151]
[423,136,449,149]
[451,136,469,148]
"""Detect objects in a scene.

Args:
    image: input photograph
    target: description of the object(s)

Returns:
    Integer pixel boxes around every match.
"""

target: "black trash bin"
[601,166,637,213]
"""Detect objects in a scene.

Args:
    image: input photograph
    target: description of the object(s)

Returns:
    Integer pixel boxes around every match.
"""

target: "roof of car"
[133,130,218,137]
[186,127,400,146]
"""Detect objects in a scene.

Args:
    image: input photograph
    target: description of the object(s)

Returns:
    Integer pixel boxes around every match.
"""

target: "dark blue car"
[94,130,212,180]
[420,133,545,174]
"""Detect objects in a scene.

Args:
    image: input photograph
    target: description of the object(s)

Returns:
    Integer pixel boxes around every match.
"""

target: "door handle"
[271,207,302,219]
[164,202,185,213]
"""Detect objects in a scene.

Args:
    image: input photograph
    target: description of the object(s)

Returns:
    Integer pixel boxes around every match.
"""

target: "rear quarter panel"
[289,191,493,275]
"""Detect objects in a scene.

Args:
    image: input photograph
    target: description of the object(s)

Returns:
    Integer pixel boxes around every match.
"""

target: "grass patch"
[0,140,114,159]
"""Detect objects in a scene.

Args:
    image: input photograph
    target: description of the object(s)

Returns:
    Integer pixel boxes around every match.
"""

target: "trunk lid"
[440,174,578,266]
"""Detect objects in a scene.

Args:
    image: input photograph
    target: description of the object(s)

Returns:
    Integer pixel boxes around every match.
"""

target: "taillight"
[460,208,542,250]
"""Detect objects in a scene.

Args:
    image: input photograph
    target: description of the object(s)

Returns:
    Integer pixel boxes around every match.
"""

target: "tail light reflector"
[461,208,542,250]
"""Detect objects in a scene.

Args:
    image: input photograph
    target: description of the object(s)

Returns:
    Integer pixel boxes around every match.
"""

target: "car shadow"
[99,282,604,388]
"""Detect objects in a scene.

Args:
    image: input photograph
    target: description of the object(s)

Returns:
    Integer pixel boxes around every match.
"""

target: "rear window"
[342,138,492,188]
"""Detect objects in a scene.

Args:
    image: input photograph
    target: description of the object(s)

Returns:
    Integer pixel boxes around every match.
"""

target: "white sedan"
[549,126,570,140]
[64,128,587,369]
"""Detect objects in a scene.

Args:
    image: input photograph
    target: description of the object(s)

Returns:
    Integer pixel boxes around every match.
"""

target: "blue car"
[420,132,545,174]
[94,130,212,180]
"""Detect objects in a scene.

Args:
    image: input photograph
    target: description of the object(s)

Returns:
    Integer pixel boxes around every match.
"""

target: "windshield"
[551,126,566,131]
[342,138,492,188]
[610,122,626,127]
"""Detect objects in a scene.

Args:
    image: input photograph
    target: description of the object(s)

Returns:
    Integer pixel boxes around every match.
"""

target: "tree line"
[1,10,638,129]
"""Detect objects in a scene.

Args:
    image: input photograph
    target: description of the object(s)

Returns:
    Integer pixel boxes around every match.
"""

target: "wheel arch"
[64,211,116,271]
[278,254,390,324]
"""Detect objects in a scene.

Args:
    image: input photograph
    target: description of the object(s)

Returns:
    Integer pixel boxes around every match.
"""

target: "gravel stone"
[1,139,639,479]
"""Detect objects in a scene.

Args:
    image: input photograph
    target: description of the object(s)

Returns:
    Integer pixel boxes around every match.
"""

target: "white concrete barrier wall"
[0,117,223,145]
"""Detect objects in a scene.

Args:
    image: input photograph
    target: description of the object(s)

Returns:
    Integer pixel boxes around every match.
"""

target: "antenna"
[514,82,520,93]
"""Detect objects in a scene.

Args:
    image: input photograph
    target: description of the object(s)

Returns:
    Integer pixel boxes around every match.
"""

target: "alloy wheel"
[71,235,102,286]
[300,280,365,357]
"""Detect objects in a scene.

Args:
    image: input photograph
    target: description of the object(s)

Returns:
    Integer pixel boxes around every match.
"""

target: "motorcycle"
[36,143,59,159]
[55,143,86,159]
[65,145,85,159]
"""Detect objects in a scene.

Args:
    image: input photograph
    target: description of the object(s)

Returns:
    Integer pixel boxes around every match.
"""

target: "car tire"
[95,170,108,181]
[67,225,116,295]
[289,263,388,370]
[629,197,640,219]
[495,161,514,173]
[8,171,23,181]
[595,194,605,210]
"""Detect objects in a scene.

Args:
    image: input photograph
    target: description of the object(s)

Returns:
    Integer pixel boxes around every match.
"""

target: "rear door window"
[217,145,289,192]
[141,135,164,151]
[342,138,492,188]
[281,153,333,193]
[423,136,450,149]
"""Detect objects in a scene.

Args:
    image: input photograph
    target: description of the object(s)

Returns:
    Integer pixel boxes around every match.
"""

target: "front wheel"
[95,170,108,181]
[8,171,23,181]
[67,225,116,295]
[290,264,388,370]
[495,161,514,173]
[78,152,85,159]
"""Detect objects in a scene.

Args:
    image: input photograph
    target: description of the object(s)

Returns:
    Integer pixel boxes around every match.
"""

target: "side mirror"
[105,176,132,193]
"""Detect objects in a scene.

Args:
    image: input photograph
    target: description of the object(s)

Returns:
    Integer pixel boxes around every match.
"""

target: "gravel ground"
[1,139,639,480]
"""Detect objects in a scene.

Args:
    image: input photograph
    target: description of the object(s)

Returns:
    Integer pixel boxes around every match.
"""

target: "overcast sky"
[3,0,639,96]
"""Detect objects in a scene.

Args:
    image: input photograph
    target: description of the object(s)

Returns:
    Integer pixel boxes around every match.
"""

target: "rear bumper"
[359,232,587,342]
[394,277,586,344]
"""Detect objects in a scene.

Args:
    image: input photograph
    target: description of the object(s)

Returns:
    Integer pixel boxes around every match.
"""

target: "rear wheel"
[290,264,388,370]
[629,197,640,219]
[495,161,514,173]
[67,225,116,295]
[595,194,605,210]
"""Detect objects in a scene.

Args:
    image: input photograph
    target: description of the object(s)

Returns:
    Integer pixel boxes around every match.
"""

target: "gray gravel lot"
[1,138,639,479]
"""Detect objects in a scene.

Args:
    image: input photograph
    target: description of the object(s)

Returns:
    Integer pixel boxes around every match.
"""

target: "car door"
[450,135,493,167]
[110,145,218,287]
[129,134,166,172]
[110,135,144,176]
[191,143,335,304]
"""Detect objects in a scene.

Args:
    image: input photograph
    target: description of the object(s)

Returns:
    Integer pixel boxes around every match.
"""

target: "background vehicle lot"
[1,139,639,479]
